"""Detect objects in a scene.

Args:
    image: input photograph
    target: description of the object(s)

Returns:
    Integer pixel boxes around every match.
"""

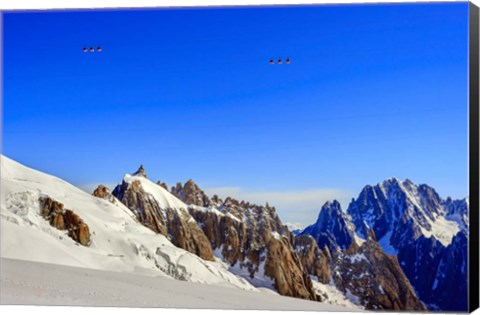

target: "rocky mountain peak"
[111,174,214,261]
[156,180,169,191]
[300,200,354,252]
[171,179,211,207]
[211,194,223,205]
[316,200,342,221]
[132,164,147,178]
[92,184,110,198]
[346,178,468,311]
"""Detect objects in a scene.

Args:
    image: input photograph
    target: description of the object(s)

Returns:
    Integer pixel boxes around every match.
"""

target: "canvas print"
[0,2,478,312]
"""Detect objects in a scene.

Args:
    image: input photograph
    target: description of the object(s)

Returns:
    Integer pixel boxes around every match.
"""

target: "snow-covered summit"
[122,173,187,210]
[345,177,468,311]
[348,177,461,246]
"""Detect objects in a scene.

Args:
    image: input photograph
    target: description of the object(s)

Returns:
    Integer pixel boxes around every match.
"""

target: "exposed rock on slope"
[112,167,214,261]
[331,230,425,311]
[92,184,117,204]
[40,196,90,246]
[294,235,331,284]
[264,236,318,300]
[299,199,426,310]
[171,179,211,207]
[172,180,319,301]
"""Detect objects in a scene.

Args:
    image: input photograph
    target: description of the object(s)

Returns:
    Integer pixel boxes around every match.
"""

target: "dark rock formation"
[300,201,355,252]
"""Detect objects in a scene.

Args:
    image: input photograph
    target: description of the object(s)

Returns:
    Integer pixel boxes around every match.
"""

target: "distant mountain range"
[0,155,468,311]
[299,178,468,311]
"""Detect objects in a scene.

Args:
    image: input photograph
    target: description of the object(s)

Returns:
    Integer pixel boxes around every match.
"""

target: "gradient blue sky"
[2,3,470,225]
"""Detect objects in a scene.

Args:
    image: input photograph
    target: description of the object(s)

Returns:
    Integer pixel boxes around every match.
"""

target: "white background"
[0,1,479,315]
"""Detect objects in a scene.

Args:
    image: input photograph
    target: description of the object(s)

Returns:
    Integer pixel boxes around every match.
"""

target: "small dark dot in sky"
[90,47,94,52]
[83,47,88,53]
[286,58,291,64]
[278,59,282,64]
[269,59,274,64]
[97,47,102,52]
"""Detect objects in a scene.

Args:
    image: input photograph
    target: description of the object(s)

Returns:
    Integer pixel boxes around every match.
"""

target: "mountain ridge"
[0,156,468,311]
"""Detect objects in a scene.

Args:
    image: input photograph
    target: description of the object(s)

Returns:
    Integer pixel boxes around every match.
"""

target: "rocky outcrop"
[132,164,147,178]
[264,236,318,300]
[171,179,211,207]
[112,167,214,261]
[40,196,90,246]
[175,181,318,301]
[331,230,425,311]
[156,180,169,191]
[188,207,247,265]
[92,184,117,204]
[191,201,318,300]
[294,235,331,284]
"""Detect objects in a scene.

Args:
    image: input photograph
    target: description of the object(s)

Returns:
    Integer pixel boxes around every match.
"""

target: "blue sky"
[2,3,469,225]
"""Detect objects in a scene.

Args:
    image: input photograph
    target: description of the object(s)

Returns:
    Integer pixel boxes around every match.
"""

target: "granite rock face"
[92,184,117,204]
[171,179,211,207]
[174,181,319,301]
[40,196,90,246]
[294,235,331,284]
[112,167,214,261]
[331,231,425,311]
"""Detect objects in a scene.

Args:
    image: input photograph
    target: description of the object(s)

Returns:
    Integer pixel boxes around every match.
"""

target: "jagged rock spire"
[156,180,169,191]
[133,165,147,178]
[171,179,211,207]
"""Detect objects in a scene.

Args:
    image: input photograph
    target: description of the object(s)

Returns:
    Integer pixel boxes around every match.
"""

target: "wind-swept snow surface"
[0,258,349,311]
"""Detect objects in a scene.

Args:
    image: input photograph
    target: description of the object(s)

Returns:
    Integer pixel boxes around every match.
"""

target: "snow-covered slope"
[0,258,348,311]
[123,173,188,210]
[0,155,254,290]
